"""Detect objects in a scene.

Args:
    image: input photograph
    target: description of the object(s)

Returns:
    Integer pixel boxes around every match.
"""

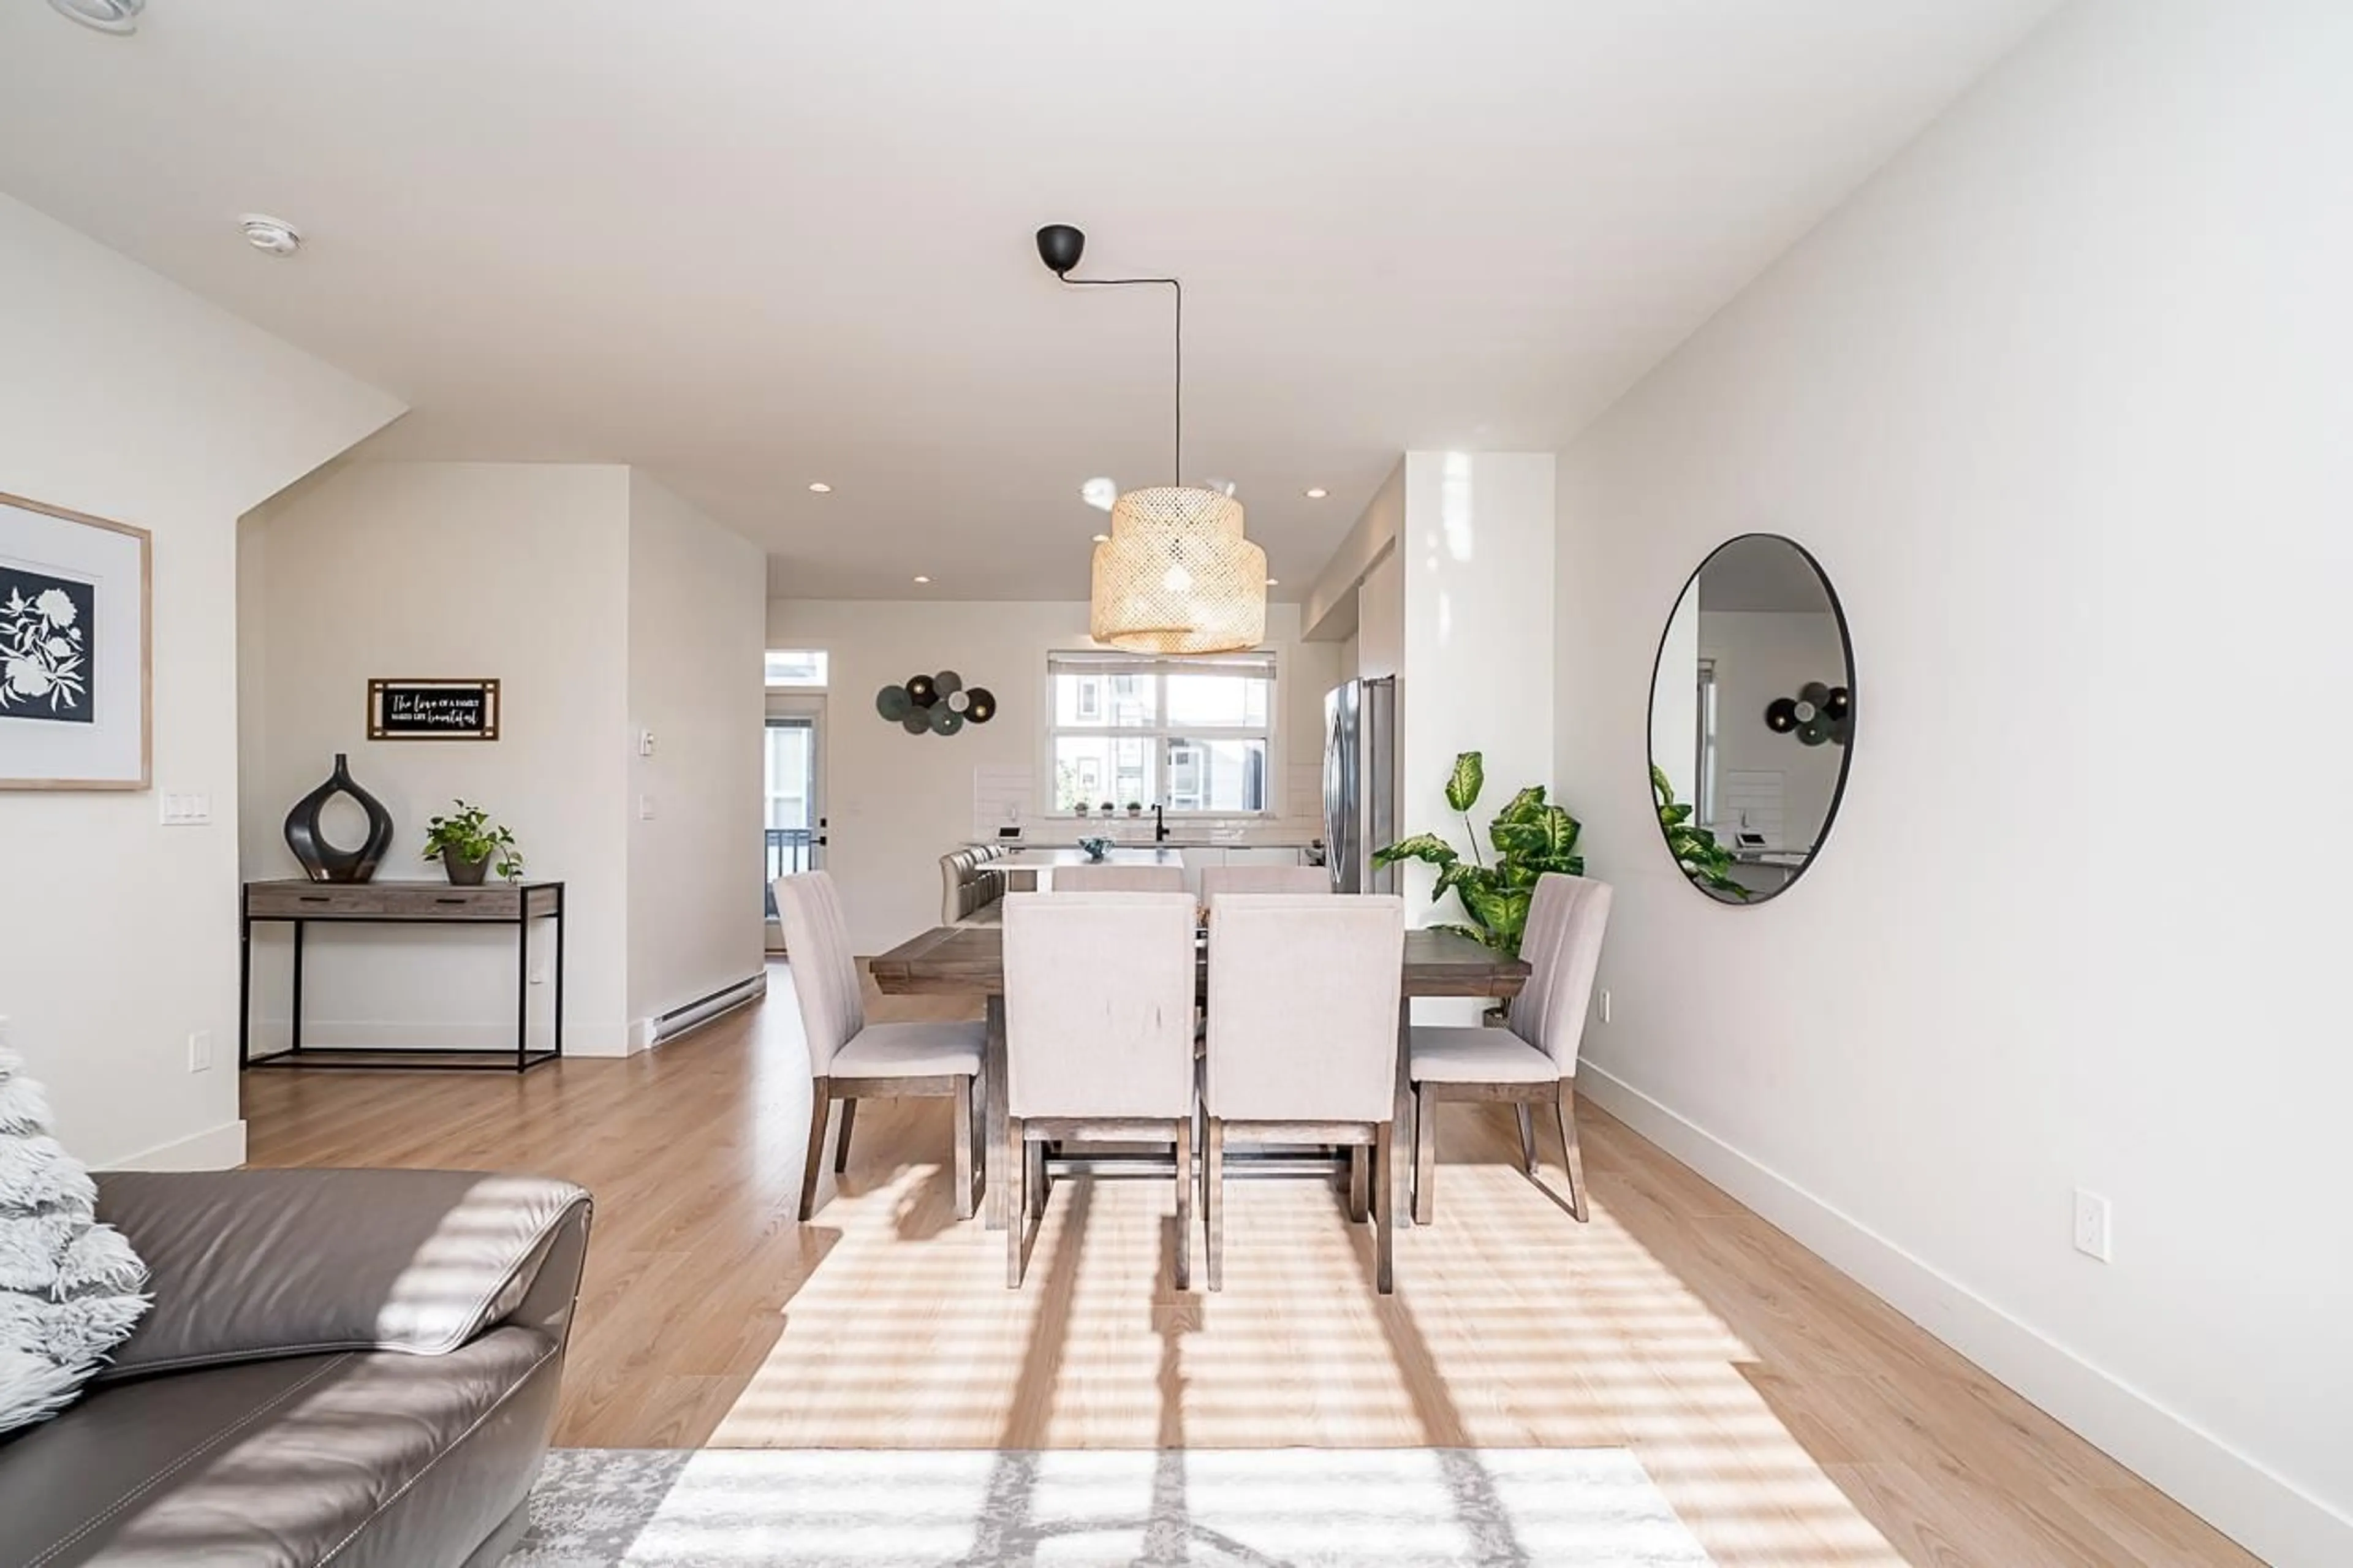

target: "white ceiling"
[0,1,2052,600]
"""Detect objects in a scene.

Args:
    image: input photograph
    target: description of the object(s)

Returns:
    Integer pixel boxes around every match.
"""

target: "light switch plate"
[637,794,656,820]
[159,792,212,825]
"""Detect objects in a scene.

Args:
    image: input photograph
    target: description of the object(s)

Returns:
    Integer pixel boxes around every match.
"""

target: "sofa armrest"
[90,1168,593,1382]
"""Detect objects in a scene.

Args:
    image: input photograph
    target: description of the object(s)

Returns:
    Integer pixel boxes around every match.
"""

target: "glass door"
[763,710,824,949]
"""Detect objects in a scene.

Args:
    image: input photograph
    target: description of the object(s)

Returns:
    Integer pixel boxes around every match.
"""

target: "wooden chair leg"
[1412,1083,1438,1226]
[1173,1116,1193,1291]
[1005,1116,1026,1287]
[797,1077,832,1222]
[1516,1102,1539,1175]
[1347,1145,1370,1224]
[1555,1080,1590,1222]
[833,1098,858,1174]
[1374,1121,1395,1295]
[953,1075,976,1221]
[1205,1117,1226,1292]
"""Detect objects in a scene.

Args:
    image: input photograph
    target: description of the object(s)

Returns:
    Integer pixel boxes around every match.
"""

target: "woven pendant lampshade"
[1090,485,1268,654]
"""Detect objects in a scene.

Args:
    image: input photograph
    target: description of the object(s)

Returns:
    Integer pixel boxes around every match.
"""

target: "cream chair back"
[1205,895,1404,1123]
[1050,864,1185,893]
[1003,892,1197,1119]
[1508,873,1613,1077]
[773,872,865,1075]
[1199,865,1328,902]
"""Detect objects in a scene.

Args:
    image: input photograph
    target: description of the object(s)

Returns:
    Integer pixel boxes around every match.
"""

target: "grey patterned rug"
[504,1447,1713,1567]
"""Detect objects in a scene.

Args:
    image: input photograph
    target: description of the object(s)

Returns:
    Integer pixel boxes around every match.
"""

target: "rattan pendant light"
[1038,224,1267,655]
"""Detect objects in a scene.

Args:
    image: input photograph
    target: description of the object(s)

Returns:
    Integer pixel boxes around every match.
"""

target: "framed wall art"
[0,491,151,790]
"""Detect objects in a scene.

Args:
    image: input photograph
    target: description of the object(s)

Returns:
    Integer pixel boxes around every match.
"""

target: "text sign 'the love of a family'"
[367,678,501,741]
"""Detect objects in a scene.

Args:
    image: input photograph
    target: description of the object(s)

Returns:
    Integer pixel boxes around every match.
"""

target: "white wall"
[1648,584,1699,808]
[0,193,402,1167]
[242,462,634,1053]
[626,471,768,1028]
[766,599,1336,955]
[1552,3,2351,1561]
[1695,609,1844,848]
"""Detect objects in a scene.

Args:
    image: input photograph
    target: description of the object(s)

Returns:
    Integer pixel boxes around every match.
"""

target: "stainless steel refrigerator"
[1324,676,1397,893]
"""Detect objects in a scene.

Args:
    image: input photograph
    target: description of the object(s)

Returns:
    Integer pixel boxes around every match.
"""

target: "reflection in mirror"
[1648,535,1853,904]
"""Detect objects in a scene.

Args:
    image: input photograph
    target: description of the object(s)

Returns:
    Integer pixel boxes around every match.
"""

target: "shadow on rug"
[504,1447,1713,1567]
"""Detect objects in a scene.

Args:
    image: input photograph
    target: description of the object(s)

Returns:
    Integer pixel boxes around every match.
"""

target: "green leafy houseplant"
[1373,751,1585,955]
[421,800,524,886]
[1651,765,1749,900]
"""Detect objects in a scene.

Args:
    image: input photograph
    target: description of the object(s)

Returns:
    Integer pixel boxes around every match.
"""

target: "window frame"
[1042,650,1279,817]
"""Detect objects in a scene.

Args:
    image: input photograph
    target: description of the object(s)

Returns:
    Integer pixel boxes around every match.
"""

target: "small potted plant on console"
[422,800,525,887]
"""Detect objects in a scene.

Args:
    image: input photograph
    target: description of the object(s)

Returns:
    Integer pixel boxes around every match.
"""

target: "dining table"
[868,923,1530,1230]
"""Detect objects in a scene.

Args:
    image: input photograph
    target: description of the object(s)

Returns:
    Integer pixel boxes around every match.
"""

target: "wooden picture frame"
[0,490,152,790]
[368,678,501,741]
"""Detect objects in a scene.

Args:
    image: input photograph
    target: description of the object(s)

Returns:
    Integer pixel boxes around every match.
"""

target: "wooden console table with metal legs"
[239,879,566,1072]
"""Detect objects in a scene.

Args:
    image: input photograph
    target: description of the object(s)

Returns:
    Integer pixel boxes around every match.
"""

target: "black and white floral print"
[0,568,93,724]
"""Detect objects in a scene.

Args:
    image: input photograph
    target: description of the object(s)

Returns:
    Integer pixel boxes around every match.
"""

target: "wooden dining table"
[869,923,1530,1230]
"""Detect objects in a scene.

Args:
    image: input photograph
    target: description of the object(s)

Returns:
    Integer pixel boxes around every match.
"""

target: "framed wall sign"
[368,678,501,741]
[0,491,151,790]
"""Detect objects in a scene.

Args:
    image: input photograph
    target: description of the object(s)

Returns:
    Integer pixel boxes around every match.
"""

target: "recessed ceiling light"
[1091,533,1110,544]
[807,482,832,493]
[48,0,143,33]
[1080,477,1118,511]
[912,575,931,585]
[238,214,302,256]
[1303,487,1328,500]
[1265,577,1279,587]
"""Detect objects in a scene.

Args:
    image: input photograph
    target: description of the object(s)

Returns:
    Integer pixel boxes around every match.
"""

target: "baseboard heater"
[638,972,768,1051]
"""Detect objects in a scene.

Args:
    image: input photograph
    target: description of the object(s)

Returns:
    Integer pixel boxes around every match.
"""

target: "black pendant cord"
[1058,275,1182,486]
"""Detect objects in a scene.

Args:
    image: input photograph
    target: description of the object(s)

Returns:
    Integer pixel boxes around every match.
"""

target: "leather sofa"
[0,1167,591,1567]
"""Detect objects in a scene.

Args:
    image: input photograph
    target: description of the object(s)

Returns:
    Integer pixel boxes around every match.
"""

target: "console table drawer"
[244,882,545,921]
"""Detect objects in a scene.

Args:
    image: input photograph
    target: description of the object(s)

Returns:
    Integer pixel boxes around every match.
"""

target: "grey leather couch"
[0,1168,592,1567]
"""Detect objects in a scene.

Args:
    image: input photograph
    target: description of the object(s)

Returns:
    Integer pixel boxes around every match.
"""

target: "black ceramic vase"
[284,752,395,884]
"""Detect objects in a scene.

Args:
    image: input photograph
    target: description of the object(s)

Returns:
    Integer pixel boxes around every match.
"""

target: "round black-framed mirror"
[1646,533,1854,905]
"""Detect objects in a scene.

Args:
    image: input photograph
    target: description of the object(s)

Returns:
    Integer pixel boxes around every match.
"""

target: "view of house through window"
[1047,651,1274,812]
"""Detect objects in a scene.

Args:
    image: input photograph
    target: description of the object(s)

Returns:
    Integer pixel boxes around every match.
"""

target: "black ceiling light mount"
[1034,224,1087,278]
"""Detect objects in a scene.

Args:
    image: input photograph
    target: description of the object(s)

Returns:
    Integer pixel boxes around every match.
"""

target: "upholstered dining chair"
[1203,894,1406,1293]
[1049,863,1186,893]
[775,872,985,1222]
[1002,891,1199,1288]
[1408,872,1612,1224]
[1199,864,1329,901]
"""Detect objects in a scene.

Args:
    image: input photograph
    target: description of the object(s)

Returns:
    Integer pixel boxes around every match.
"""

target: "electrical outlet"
[2072,1189,2113,1262]
[637,794,656,820]
[1599,988,1613,1024]
[188,1029,214,1073]
[529,964,547,987]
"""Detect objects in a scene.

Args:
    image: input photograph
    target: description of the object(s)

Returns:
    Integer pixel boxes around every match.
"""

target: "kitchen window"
[1047,650,1275,813]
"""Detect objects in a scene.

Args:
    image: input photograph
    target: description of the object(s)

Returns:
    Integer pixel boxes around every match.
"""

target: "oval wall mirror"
[1646,534,1854,904]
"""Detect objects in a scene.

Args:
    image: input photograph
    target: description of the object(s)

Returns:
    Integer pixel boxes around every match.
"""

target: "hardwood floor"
[241,966,2254,1567]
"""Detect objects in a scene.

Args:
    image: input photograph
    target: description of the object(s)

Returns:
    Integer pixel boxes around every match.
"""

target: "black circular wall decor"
[878,672,997,735]
[284,752,395,884]
[1766,680,1852,748]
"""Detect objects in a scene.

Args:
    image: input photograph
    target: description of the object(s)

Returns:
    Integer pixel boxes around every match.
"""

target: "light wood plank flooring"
[241,966,2254,1567]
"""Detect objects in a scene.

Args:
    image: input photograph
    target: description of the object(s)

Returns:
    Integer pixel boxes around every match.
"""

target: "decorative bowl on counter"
[1077,836,1113,862]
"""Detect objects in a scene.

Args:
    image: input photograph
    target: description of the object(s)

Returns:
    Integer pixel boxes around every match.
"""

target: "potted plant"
[1074,801,1090,817]
[1373,751,1585,955]
[1125,800,1144,818]
[421,800,524,887]
[1098,800,1116,817]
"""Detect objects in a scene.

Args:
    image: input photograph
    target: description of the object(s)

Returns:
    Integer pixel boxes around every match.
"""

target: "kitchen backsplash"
[971,764,1323,842]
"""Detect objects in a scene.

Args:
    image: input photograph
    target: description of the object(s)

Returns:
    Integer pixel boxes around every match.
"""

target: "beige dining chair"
[1203,893,1406,1293]
[1199,864,1329,901]
[1408,872,1612,1224]
[775,872,985,1222]
[1002,891,1200,1288]
[1048,863,1186,893]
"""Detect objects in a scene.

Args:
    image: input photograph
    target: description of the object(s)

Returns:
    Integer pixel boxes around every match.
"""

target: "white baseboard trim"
[1578,1062,2349,1568]
[106,1118,248,1172]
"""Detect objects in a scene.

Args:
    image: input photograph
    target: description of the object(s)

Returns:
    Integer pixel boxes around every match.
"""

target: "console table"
[240,879,565,1072]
